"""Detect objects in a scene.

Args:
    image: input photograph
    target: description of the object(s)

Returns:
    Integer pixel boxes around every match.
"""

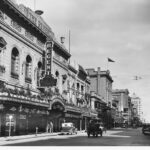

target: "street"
[4,128,150,146]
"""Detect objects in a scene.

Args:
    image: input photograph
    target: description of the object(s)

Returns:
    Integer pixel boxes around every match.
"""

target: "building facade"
[112,89,132,126]
[131,93,143,122]
[0,0,98,136]
[86,67,114,128]
[0,0,54,136]
[86,67,113,105]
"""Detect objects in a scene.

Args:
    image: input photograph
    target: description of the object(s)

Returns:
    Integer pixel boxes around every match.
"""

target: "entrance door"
[19,114,27,135]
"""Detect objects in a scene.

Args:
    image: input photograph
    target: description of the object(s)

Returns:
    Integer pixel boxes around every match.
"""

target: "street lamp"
[9,115,13,137]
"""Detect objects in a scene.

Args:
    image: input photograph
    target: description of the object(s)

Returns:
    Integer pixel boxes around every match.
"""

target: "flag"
[108,58,115,62]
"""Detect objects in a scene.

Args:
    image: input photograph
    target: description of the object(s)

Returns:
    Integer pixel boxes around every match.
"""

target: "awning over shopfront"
[90,112,98,118]
[114,117,124,123]
[82,112,91,118]
[65,105,81,114]
[0,95,49,108]
[65,113,81,119]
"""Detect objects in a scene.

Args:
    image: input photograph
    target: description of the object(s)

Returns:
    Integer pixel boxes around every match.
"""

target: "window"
[77,83,80,91]
[81,85,84,93]
[55,71,59,77]
[0,11,4,20]
[25,55,32,83]
[37,61,42,86]
[11,48,19,79]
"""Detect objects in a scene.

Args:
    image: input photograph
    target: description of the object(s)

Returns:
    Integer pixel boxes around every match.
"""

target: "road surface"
[4,128,150,146]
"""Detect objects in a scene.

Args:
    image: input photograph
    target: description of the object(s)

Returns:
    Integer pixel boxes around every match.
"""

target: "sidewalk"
[0,129,124,146]
[0,130,85,145]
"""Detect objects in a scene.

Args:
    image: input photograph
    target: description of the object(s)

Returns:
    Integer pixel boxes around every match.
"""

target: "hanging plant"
[55,87,59,95]
[63,90,68,95]
[26,88,31,97]
[19,87,25,96]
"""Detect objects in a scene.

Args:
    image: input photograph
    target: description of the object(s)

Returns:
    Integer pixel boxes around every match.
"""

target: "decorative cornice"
[2,0,54,38]
[0,19,43,54]
[68,64,78,74]
[0,94,49,108]
[54,40,71,59]
[53,57,69,71]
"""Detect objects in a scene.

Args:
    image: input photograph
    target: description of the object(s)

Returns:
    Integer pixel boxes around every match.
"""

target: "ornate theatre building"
[0,0,97,136]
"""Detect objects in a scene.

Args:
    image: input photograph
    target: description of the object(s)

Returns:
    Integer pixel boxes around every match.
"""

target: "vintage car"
[87,121,103,137]
[142,123,150,135]
[60,122,77,135]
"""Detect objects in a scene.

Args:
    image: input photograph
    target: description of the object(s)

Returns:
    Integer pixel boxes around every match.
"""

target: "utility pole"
[68,30,71,64]
[34,0,36,11]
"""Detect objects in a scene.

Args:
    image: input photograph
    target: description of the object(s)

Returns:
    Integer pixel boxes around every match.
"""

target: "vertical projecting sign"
[46,40,54,75]
[39,40,57,87]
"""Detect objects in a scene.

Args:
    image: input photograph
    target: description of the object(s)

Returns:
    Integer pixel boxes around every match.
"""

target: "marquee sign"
[40,74,57,87]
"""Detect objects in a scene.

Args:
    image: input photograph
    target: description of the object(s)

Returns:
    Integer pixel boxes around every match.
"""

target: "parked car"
[60,122,77,135]
[142,123,150,135]
[87,121,103,137]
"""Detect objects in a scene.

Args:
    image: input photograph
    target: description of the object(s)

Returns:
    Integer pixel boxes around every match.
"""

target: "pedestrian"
[46,123,50,133]
[103,124,107,133]
[51,121,53,133]
[49,121,53,133]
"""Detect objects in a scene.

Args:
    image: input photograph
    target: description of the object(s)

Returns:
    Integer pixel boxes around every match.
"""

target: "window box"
[11,72,19,79]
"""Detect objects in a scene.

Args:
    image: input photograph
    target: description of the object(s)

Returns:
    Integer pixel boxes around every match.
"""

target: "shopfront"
[0,102,49,136]
[65,112,81,130]
[49,98,66,132]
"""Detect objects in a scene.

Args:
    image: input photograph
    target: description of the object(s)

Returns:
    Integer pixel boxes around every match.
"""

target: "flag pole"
[69,30,71,64]
[69,30,71,54]
[107,58,109,71]
[34,0,36,11]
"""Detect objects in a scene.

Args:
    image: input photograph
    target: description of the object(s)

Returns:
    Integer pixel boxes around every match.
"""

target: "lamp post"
[9,115,13,137]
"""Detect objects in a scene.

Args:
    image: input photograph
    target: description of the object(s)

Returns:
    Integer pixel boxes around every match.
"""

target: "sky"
[16,0,150,122]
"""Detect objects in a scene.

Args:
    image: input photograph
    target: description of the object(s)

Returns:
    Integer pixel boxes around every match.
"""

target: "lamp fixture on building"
[35,10,44,15]
[60,36,65,44]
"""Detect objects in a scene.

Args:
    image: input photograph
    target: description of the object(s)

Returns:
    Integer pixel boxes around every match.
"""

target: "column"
[80,119,82,131]
[85,117,87,131]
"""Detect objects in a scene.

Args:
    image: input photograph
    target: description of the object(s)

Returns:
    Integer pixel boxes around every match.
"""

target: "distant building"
[86,67,113,129]
[112,89,130,125]
[131,93,143,121]
[86,67,113,105]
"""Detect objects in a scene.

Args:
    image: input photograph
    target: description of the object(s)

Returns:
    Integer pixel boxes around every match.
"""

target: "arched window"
[55,71,59,77]
[11,48,19,79]
[37,61,42,86]
[25,55,32,83]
